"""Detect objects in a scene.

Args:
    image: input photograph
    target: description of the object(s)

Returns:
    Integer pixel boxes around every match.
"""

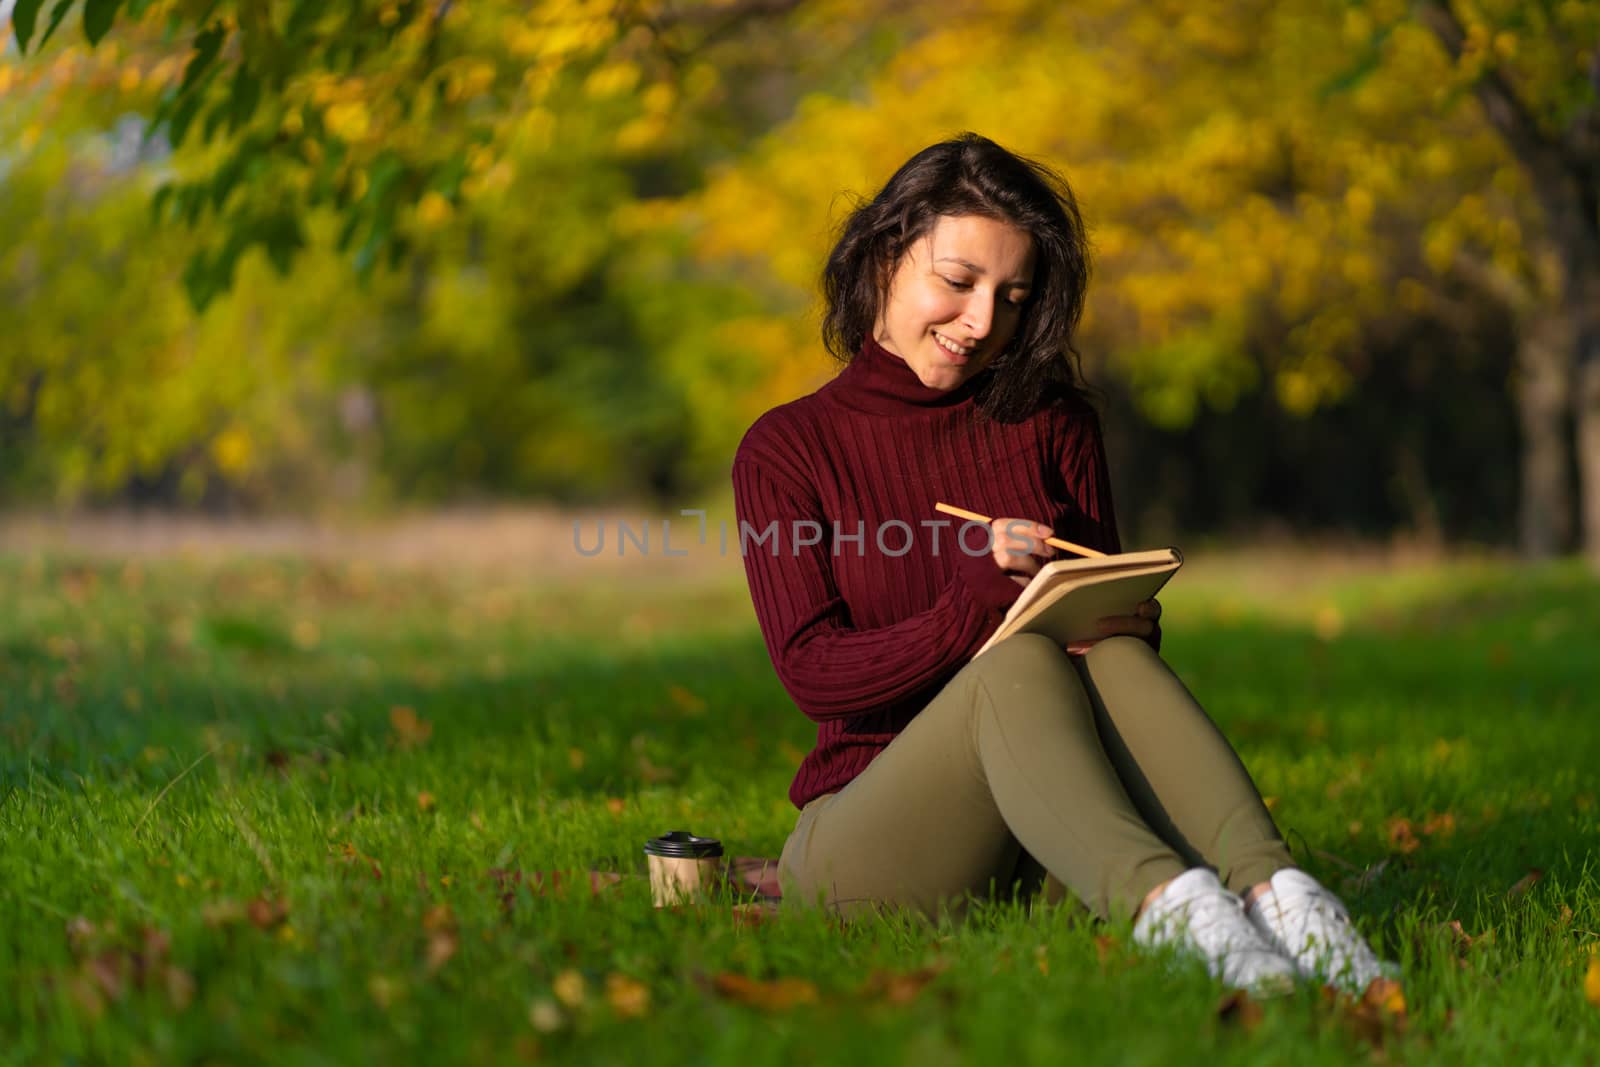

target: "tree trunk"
[1574,274,1600,572]
[1415,1,1599,563]
[1516,309,1576,557]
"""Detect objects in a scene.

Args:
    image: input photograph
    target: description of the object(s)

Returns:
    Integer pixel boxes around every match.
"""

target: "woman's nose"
[962,294,995,339]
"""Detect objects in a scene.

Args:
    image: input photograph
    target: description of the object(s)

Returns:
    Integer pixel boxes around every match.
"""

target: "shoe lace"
[1275,890,1375,977]
[1173,888,1271,959]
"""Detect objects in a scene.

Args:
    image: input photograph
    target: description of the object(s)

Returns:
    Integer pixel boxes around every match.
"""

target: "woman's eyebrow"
[934,256,1031,288]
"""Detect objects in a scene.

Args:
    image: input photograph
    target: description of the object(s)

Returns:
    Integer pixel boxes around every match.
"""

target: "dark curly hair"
[820,132,1093,420]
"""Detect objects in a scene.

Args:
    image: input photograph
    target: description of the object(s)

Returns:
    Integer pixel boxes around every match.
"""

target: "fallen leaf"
[712,972,819,1012]
[1421,812,1457,837]
[1093,934,1117,966]
[1216,989,1263,1031]
[65,916,97,956]
[248,898,288,930]
[422,904,454,932]
[528,997,565,1033]
[389,706,432,749]
[1585,953,1600,1009]
[1439,919,1475,955]
[1507,869,1544,898]
[1385,818,1420,854]
[164,966,196,1010]
[667,685,706,715]
[605,797,625,816]
[635,755,678,784]
[88,952,127,999]
[552,969,587,1009]
[1333,976,1408,1049]
[1364,977,1407,1017]
[567,748,586,770]
[861,961,949,1005]
[1034,944,1049,976]
[605,973,651,1018]
[425,929,458,973]
[417,791,436,812]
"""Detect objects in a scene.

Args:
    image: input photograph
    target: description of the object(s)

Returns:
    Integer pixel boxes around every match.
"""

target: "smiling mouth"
[933,332,976,359]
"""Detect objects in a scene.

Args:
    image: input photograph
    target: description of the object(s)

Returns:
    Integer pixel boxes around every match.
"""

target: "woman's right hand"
[984,517,1056,587]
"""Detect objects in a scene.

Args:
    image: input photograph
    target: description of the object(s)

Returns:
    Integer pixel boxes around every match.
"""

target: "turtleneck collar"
[823,335,990,416]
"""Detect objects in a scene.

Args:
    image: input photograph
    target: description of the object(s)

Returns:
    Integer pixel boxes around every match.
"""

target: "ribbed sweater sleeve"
[731,451,1017,722]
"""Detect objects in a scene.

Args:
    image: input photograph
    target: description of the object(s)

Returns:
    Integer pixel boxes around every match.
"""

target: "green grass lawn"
[2,549,1598,1063]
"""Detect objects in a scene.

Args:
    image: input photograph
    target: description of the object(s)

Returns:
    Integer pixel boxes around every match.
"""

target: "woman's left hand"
[1064,599,1161,655]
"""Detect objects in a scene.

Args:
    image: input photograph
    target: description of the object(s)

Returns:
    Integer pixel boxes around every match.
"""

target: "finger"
[996,520,1053,559]
[1096,615,1154,637]
[1007,556,1043,578]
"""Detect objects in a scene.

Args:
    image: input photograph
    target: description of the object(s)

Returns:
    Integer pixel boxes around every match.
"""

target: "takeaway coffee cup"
[643,830,724,907]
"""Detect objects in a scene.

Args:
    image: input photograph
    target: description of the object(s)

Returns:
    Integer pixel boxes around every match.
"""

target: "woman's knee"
[966,633,1093,724]
[1083,634,1160,674]
[971,632,1075,684]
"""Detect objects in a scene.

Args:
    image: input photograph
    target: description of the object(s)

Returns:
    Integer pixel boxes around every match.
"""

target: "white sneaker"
[1133,868,1299,994]
[1245,868,1397,993]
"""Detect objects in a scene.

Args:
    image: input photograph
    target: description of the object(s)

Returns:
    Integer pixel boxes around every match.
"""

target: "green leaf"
[167,86,211,150]
[36,0,75,51]
[83,0,121,45]
[181,250,217,311]
[1317,24,1393,101]
[150,182,175,224]
[12,0,46,53]
[179,23,227,98]
[261,212,306,275]
[227,68,262,133]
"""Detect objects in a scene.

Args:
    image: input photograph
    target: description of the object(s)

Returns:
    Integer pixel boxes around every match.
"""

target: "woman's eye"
[941,277,972,291]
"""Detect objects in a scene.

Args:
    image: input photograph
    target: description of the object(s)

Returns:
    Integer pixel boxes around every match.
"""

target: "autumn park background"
[3,0,1600,1063]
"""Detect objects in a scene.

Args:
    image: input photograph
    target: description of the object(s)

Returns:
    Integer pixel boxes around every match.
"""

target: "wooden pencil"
[933,501,1107,559]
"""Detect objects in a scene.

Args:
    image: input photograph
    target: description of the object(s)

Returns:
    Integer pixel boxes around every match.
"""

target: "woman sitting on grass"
[730,133,1395,994]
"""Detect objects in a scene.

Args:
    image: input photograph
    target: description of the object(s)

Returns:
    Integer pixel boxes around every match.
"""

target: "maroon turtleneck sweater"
[732,336,1155,810]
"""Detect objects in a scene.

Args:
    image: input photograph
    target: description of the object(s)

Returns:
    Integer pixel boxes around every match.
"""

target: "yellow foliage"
[584,61,640,99]
[324,100,373,143]
[210,427,254,475]
[613,115,667,153]
[416,192,454,228]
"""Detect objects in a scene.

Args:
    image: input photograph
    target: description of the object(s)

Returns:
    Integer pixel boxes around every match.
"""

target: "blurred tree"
[678,0,1599,560]
[5,0,1593,546]
[1403,0,1600,566]
[0,0,901,506]
[5,0,827,310]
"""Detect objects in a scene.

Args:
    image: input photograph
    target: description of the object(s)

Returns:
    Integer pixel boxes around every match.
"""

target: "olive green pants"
[777,634,1294,923]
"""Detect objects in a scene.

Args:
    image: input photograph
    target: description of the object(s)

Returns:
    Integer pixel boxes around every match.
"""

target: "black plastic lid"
[643,830,723,859]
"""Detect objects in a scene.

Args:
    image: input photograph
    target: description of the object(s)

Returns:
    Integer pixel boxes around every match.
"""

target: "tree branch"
[1414,0,1597,274]
[649,0,807,27]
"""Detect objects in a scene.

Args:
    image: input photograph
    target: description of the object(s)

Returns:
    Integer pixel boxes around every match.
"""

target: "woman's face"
[873,213,1036,392]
